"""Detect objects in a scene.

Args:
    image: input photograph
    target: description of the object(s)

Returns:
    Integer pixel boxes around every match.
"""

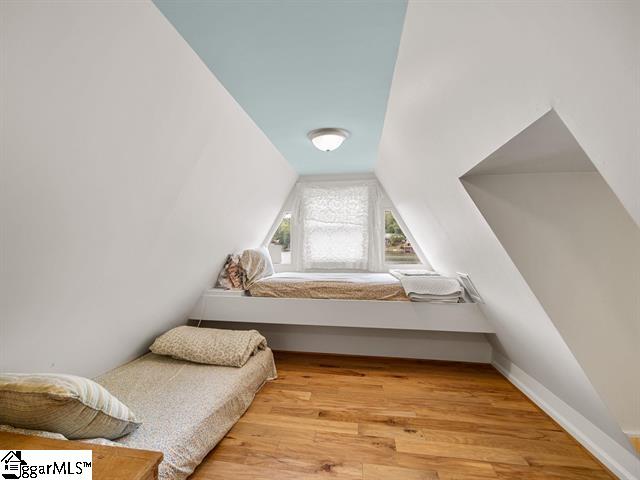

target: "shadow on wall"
[460,110,640,435]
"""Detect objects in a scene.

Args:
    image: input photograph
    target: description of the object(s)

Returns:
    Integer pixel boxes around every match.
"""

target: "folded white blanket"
[407,293,461,303]
[389,269,439,279]
[392,272,464,303]
[401,275,461,295]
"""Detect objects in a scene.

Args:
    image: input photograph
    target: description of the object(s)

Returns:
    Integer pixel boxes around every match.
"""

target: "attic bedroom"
[0,1,638,480]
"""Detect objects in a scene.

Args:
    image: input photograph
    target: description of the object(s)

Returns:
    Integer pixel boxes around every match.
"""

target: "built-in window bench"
[189,289,494,334]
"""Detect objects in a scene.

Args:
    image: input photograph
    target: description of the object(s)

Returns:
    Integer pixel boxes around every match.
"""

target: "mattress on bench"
[248,272,409,301]
[95,349,276,480]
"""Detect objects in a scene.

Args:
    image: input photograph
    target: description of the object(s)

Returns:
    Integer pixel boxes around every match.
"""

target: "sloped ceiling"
[0,1,296,377]
[376,0,639,463]
[465,111,596,175]
[462,109,640,442]
[153,0,407,175]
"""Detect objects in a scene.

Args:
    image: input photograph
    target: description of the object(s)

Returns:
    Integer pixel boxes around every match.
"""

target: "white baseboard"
[492,351,640,480]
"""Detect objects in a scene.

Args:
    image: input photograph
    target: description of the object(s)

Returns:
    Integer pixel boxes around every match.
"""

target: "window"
[264,180,426,271]
[268,213,291,264]
[300,184,373,270]
[385,210,419,264]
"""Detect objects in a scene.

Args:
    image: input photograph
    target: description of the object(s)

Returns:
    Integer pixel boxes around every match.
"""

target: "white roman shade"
[292,181,383,271]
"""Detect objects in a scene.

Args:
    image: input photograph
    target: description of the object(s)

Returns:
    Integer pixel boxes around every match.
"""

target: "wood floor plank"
[416,427,585,456]
[259,388,313,401]
[193,460,361,480]
[630,436,640,454]
[363,463,438,480]
[238,412,359,435]
[492,463,616,480]
[189,351,616,480]
[245,449,363,478]
[390,451,498,479]
[395,437,530,466]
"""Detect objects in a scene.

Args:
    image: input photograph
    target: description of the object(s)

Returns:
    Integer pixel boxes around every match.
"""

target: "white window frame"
[377,186,430,270]
[263,176,431,272]
[266,211,292,269]
[262,184,296,272]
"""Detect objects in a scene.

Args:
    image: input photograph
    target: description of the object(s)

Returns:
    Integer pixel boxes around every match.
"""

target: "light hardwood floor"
[190,351,616,479]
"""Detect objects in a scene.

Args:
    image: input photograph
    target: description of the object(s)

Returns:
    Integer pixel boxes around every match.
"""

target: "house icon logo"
[1,451,26,480]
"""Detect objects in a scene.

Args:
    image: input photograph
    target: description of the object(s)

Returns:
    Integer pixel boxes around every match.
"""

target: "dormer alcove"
[461,110,640,439]
[191,175,494,341]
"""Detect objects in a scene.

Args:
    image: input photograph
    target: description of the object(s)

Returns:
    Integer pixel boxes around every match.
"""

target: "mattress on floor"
[248,272,408,301]
[95,349,276,480]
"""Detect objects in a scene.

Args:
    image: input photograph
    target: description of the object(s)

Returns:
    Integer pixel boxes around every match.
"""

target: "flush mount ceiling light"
[307,128,350,152]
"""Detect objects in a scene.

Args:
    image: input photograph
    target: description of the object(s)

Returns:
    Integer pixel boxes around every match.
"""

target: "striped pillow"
[0,373,140,440]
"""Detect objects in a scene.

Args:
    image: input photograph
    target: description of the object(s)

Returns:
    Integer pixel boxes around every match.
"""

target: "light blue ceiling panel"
[153,0,407,174]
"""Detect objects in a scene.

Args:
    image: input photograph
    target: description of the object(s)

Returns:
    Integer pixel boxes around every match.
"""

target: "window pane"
[385,210,419,264]
[269,213,291,264]
[302,185,370,269]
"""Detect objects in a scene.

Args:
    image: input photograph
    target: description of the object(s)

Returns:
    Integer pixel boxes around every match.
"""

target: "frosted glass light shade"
[308,128,350,152]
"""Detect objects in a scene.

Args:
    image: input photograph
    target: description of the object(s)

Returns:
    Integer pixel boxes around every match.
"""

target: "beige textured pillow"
[0,373,141,440]
[150,326,267,367]
[240,247,274,288]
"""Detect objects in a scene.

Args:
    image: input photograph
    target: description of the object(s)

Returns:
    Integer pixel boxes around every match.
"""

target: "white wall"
[376,0,639,460]
[463,172,640,432]
[192,321,492,364]
[0,1,297,377]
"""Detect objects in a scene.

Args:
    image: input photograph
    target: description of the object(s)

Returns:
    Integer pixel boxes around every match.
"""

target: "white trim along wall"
[493,351,640,480]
